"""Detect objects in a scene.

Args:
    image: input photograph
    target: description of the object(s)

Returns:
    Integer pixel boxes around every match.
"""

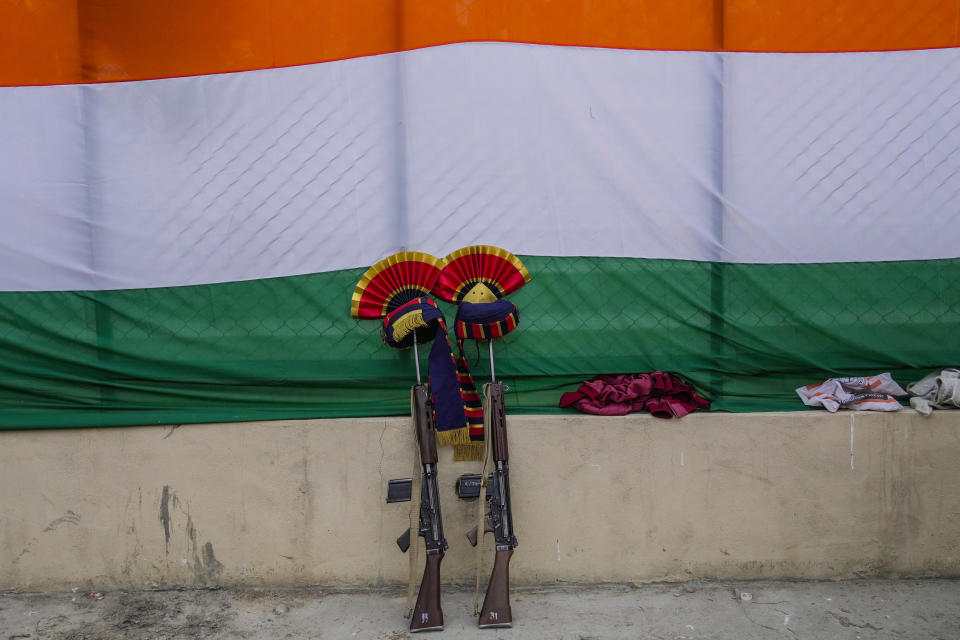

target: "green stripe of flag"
[1,256,957,429]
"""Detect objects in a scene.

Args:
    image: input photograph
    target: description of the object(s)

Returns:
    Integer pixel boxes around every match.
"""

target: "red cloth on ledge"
[559,372,710,418]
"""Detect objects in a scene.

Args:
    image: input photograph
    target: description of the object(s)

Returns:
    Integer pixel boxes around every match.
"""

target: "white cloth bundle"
[796,373,906,412]
[906,368,960,416]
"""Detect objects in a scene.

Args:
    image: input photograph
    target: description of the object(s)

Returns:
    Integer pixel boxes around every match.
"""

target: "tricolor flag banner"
[1,1,959,428]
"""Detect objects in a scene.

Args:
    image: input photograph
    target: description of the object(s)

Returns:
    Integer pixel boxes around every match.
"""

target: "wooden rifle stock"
[478,549,514,628]
[410,552,444,632]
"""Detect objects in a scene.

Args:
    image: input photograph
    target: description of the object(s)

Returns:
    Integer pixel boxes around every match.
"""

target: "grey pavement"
[1,579,958,639]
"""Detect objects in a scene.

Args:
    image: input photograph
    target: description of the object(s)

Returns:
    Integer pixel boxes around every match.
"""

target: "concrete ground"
[1,579,958,640]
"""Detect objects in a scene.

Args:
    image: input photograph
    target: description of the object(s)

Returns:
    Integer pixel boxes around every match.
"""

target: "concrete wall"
[2,410,959,591]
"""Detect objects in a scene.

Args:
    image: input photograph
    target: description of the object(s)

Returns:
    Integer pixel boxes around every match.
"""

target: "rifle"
[396,334,448,633]
[466,340,518,628]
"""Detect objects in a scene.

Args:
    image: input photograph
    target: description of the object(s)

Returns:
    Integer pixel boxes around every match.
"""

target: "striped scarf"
[452,300,521,460]
[382,297,469,445]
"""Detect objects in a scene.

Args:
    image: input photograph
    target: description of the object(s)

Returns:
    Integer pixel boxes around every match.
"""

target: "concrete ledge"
[2,410,959,591]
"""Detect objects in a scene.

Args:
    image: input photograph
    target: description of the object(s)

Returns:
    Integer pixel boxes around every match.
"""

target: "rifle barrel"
[413,332,422,384]
[488,339,495,382]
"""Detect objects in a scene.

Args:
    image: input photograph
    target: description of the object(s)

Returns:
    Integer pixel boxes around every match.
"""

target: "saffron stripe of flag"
[3,0,959,86]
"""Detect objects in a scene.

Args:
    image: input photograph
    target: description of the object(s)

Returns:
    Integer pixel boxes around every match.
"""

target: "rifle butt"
[410,552,444,632]
[478,548,513,628]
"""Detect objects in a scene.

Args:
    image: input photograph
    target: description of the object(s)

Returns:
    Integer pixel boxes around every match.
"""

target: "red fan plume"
[432,245,531,304]
[351,251,444,318]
